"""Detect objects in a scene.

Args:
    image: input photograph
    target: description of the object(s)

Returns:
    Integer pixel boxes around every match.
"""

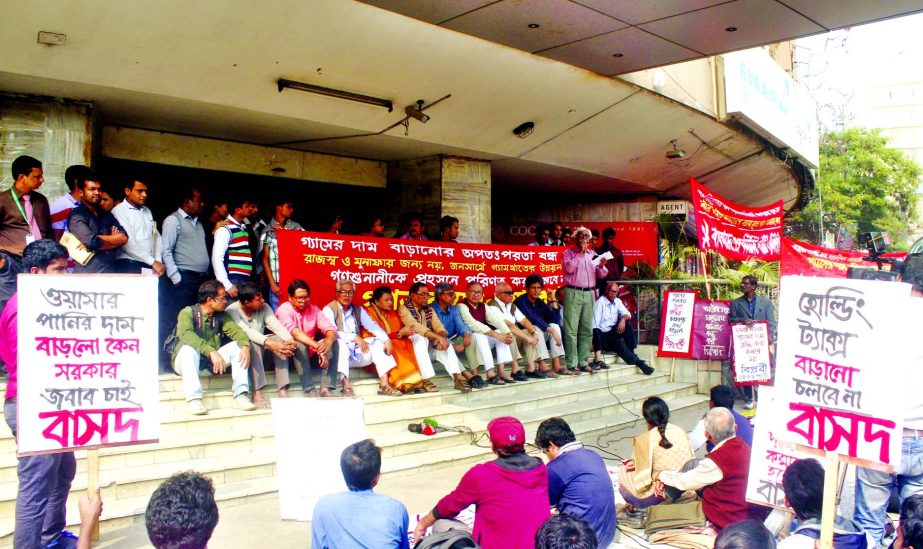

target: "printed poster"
[658,290,697,358]
[731,321,772,385]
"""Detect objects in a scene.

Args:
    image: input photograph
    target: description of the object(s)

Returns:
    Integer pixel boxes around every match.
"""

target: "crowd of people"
[3,155,923,548]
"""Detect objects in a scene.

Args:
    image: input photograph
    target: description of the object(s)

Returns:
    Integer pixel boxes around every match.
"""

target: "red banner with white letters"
[494,221,659,268]
[690,178,782,261]
[277,231,564,306]
[780,237,903,277]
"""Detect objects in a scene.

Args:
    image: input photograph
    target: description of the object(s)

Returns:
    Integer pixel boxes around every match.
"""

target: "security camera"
[665,149,685,159]
[405,100,430,123]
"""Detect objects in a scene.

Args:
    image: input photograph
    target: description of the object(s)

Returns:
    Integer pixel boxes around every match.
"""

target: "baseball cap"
[487,416,525,446]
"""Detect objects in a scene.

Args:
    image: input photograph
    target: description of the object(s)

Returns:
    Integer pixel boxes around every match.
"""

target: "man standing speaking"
[561,226,608,374]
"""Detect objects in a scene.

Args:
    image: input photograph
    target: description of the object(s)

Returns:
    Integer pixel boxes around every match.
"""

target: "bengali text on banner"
[690,178,782,261]
[277,231,565,306]
[780,237,904,277]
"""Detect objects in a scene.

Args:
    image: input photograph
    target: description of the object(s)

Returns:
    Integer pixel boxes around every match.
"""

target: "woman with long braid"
[618,397,693,513]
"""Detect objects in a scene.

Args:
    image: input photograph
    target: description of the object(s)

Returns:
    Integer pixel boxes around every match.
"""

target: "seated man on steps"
[172,280,255,415]
[431,282,492,389]
[488,282,548,379]
[323,279,396,397]
[457,282,517,385]
[225,281,296,409]
[592,281,653,375]
[514,274,568,377]
[311,439,410,549]
[275,278,346,397]
[399,282,472,393]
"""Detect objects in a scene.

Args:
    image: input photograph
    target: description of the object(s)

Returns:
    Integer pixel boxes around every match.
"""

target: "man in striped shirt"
[211,196,256,300]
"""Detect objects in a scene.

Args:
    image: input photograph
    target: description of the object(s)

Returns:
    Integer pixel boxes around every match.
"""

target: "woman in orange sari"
[363,286,425,396]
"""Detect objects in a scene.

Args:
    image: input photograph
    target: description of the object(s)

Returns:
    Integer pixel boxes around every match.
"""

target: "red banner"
[494,221,659,268]
[780,237,903,277]
[690,178,782,260]
[277,231,564,306]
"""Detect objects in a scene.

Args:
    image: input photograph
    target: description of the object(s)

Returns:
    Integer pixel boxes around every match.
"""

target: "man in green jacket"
[173,279,253,415]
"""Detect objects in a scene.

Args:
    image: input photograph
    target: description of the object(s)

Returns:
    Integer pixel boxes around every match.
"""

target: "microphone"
[408,418,442,436]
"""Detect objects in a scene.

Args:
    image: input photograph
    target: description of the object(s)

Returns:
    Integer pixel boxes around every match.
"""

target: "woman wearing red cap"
[413,416,550,548]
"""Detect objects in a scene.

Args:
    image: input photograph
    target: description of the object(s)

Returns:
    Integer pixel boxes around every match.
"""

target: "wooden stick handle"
[87,449,100,541]
[818,451,840,549]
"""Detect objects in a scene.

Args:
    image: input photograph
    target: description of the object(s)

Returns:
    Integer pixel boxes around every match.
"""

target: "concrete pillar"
[0,94,95,200]
[387,155,491,243]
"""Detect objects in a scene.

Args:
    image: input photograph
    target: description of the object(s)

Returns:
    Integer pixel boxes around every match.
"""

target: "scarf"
[406,302,435,329]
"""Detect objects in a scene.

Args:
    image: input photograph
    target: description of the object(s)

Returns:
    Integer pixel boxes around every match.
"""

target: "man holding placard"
[0,239,77,548]
[728,275,776,409]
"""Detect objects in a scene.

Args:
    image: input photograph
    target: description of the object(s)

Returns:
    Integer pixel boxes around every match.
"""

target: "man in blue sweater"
[536,418,616,548]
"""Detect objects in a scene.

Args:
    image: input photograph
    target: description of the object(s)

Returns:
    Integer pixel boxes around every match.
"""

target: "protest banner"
[277,231,563,307]
[691,299,731,360]
[731,321,772,385]
[273,398,366,520]
[746,387,813,510]
[780,237,903,277]
[690,178,783,261]
[657,290,697,358]
[492,221,660,269]
[768,275,910,470]
[16,274,161,455]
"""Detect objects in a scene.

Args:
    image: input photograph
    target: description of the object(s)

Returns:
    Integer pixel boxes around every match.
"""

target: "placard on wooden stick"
[731,320,772,385]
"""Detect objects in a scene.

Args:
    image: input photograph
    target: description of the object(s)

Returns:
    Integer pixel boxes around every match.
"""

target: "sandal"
[305,387,319,398]
[555,368,576,376]
[486,375,505,385]
[254,399,271,409]
[541,369,559,378]
[453,376,473,393]
[319,387,331,398]
[579,365,594,374]
[499,376,515,384]
[377,386,402,397]
[421,379,440,393]
[340,386,356,398]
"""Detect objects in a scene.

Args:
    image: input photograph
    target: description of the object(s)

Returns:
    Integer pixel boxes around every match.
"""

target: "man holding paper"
[561,226,608,373]
[727,275,776,409]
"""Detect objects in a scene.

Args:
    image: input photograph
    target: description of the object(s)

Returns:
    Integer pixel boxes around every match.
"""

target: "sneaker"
[512,370,528,382]
[743,399,755,410]
[637,361,655,376]
[187,399,208,415]
[45,530,78,549]
[234,394,257,411]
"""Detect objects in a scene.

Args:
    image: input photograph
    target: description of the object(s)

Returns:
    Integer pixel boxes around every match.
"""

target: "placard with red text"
[16,274,160,455]
[731,321,772,385]
[657,290,697,358]
[768,276,909,470]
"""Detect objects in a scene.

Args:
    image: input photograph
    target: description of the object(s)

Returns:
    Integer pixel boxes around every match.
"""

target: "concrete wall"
[0,94,95,200]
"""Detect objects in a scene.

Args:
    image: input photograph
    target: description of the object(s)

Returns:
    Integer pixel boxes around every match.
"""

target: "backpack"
[413,529,479,549]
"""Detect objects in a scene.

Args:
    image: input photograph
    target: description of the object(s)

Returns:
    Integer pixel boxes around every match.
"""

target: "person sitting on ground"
[535,514,597,549]
[439,215,459,243]
[363,286,426,395]
[399,211,428,240]
[536,417,616,548]
[457,282,517,385]
[145,472,219,549]
[778,458,875,548]
[715,519,776,549]
[655,407,751,532]
[414,416,550,548]
[323,279,396,398]
[593,281,654,375]
[618,397,693,515]
[488,282,548,379]
[399,282,472,393]
[274,278,345,398]
[225,281,296,409]
[173,280,255,415]
[689,385,754,452]
[514,274,567,377]
[897,494,923,549]
[311,439,410,549]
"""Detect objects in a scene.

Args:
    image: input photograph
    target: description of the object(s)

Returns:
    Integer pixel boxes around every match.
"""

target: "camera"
[846,231,902,281]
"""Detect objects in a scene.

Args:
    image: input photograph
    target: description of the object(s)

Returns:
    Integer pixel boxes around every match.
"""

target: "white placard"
[731,321,772,384]
[16,274,161,455]
[658,290,697,357]
[746,387,813,509]
[273,398,367,521]
[767,276,910,469]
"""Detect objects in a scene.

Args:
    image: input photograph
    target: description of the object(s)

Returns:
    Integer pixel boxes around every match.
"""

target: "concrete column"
[0,94,95,200]
[387,155,491,242]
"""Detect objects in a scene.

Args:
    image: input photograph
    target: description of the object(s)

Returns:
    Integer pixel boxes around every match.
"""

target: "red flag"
[690,178,782,260]
[780,237,903,277]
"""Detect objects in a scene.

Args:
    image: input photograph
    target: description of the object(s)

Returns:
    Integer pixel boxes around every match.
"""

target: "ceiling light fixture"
[404,100,430,123]
[666,139,686,159]
[528,23,540,28]
[277,78,393,111]
[513,121,535,138]
[725,26,738,32]
[612,53,624,58]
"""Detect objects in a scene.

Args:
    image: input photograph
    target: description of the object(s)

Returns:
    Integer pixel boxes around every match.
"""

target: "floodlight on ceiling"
[277,78,393,112]
[666,139,686,160]
[404,100,430,123]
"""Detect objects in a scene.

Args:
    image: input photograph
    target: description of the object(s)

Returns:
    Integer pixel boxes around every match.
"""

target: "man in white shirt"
[488,282,547,380]
[457,282,516,385]
[225,281,296,408]
[592,281,653,375]
[112,179,164,276]
[49,165,86,239]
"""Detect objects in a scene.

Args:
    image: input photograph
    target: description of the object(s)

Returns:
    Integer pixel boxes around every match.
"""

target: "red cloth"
[435,457,550,549]
[0,293,17,399]
[702,436,751,530]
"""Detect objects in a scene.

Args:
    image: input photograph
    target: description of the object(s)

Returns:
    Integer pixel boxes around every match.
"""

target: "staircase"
[0,347,708,544]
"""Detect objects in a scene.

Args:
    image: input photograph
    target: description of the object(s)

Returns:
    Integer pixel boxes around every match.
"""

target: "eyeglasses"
[469,290,483,295]
[442,291,456,296]
[291,295,309,302]
[212,295,228,302]
[336,290,355,296]
[414,292,430,297]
